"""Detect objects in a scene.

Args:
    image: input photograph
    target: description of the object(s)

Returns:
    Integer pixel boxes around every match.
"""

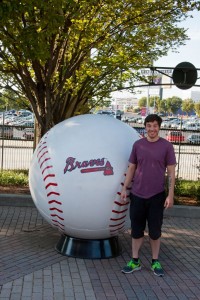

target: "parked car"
[126,116,141,123]
[187,134,200,144]
[170,120,182,129]
[178,122,200,131]
[96,110,114,117]
[161,119,178,128]
[166,131,185,143]
[184,123,200,131]
[161,121,170,128]
[23,128,34,140]
[17,109,33,117]
[0,126,13,138]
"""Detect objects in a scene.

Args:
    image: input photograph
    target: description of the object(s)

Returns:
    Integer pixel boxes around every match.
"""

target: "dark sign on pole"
[172,62,197,90]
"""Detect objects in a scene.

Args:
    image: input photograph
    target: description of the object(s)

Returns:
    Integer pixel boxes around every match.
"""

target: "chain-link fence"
[0,125,34,171]
[133,125,200,181]
[0,123,199,181]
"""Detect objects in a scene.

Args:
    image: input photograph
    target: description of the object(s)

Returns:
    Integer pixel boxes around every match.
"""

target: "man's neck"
[146,136,160,142]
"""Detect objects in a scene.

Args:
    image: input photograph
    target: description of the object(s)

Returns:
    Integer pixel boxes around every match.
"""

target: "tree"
[0,0,199,140]
[194,102,200,117]
[149,96,161,112]
[138,97,147,108]
[165,96,182,115]
[182,98,195,115]
[0,88,30,111]
[138,95,161,112]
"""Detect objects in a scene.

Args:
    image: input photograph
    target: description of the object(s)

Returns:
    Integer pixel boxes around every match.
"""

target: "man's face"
[145,121,160,139]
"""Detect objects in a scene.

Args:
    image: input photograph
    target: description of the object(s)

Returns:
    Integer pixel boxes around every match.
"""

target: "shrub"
[0,170,28,186]
[174,179,200,205]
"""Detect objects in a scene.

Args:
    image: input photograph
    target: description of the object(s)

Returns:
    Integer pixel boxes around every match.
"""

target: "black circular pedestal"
[55,234,122,259]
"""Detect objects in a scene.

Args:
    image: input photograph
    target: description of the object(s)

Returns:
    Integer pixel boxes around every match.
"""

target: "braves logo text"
[64,157,113,176]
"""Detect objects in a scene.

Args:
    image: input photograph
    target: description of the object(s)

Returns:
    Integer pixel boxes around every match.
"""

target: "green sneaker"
[151,260,164,277]
[121,259,141,274]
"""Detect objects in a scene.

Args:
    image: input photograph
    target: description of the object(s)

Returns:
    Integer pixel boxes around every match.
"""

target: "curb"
[164,205,200,219]
[0,194,200,218]
[0,194,35,207]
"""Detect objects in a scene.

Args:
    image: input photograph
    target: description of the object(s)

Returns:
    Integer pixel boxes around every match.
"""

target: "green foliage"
[0,0,199,138]
[138,97,147,108]
[0,89,30,111]
[182,98,194,115]
[165,96,182,114]
[175,179,200,201]
[194,102,200,117]
[0,170,29,186]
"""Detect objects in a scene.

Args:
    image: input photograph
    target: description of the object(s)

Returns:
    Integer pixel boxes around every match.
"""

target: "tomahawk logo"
[64,157,114,176]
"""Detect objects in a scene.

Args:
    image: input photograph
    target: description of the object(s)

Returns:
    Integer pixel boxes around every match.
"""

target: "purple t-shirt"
[129,137,176,198]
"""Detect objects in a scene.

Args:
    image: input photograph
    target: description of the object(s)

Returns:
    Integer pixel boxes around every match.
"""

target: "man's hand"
[120,187,127,202]
[164,196,174,209]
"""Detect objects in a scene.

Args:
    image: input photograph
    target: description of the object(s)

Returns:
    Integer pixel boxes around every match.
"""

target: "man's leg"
[149,237,160,259]
[132,237,144,258]
[121,194,145,274]
[148,192,165,276]
[150,237,164,276]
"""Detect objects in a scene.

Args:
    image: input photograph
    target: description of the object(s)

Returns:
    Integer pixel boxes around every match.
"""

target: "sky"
[156,10,200,70]
[155,9,200,99]
[112,9,200,100]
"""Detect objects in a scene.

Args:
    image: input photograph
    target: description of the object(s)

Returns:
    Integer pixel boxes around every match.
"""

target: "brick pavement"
[0,206,200,300]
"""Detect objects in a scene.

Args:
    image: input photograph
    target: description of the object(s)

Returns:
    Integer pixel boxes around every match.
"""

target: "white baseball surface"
[29,114,140,239]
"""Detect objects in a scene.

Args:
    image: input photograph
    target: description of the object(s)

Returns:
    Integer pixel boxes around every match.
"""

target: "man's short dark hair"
[144,114,162,127]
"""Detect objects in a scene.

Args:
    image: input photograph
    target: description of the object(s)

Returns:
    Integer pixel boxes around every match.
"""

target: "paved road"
[0,205,200,300]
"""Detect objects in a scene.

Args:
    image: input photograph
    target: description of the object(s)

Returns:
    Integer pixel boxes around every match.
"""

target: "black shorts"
[130,191,166,240]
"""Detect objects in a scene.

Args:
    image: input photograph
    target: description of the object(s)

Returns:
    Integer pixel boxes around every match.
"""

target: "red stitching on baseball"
[114,200,129,206]
[45,182,58,189]
[47,191,60,197]
[52,219,64,226]
[37,145,47,155]
[49,207,63,213]
[40,157,51,168]
[51,214,64,221]
[48,200,62,205]
[43,174,55,181]
[42,165,53,175]
[110,215,126,221]
[109,172,130,236]
[36,133,65,231]
[110,225,125,232]
[112,208,128,214]
[109,221,125,227]
[38,151,49,163]
[53,224,65,230]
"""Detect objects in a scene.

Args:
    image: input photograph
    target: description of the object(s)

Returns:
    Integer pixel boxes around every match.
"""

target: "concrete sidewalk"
[0,199,200,299]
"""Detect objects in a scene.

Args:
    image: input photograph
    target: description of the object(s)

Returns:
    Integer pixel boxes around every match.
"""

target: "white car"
[177,122,200,131]
[23,128,34,140]
[187,134,200,144]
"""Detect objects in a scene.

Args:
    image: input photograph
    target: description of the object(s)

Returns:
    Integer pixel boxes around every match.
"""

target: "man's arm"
[164,164,176,209]
[121,163,136,202]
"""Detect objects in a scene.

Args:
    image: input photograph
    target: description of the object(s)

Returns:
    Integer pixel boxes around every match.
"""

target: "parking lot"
[0,110,34,140]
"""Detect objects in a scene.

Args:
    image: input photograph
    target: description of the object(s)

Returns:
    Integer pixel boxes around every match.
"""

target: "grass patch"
[0,170,29,186]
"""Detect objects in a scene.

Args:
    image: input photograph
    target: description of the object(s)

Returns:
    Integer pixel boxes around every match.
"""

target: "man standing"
[121,114,176,276]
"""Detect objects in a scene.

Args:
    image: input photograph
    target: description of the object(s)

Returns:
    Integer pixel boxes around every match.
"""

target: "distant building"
[111,92,138,110]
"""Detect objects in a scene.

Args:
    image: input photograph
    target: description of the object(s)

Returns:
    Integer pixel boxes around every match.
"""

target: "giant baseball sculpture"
[29,114,140,258]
